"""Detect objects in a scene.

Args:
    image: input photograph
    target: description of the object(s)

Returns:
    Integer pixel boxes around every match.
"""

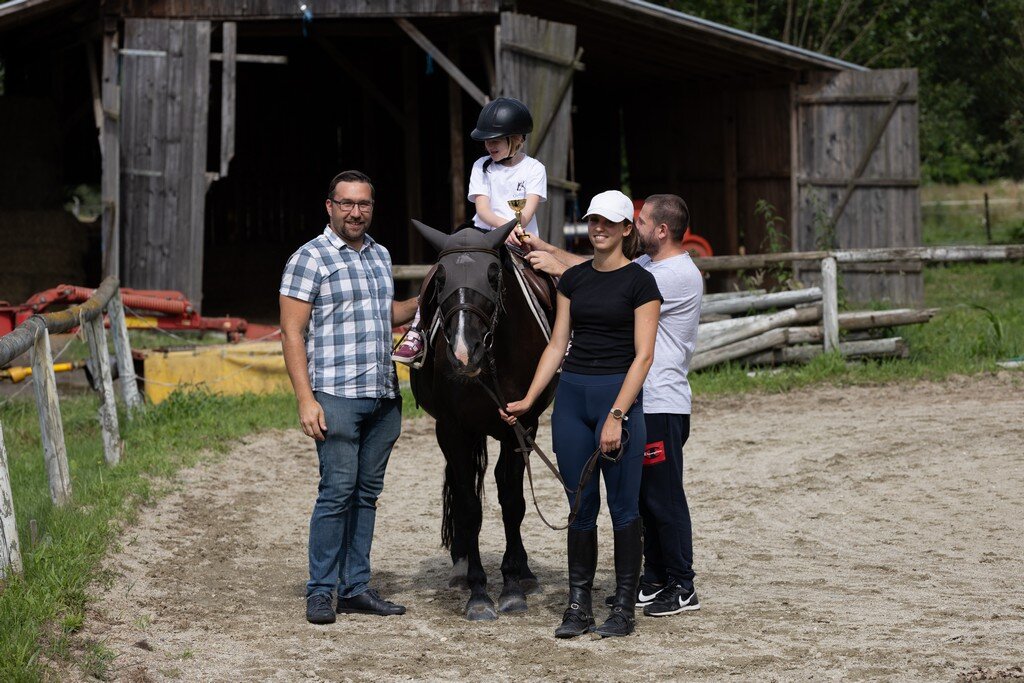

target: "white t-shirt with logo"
[635,252,703,415]
[467,155,547,235]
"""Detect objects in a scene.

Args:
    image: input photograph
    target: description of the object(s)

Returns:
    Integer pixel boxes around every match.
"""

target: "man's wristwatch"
[609,407,629,422]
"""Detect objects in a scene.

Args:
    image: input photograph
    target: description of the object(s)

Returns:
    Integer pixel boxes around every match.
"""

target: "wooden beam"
[448,39,466,228]
[219,22,236,178]
[0,421,22,578]
[821,257,839,352]
[701,288,822,316]
[30,328,72,507]
[315,37,405,129]
[532,47,584,152]
[697,304,822,352]
[404,47,424,264]
[394,17,489,107]
[210,52,288,64]
[798,95,917,105]
[86,42,103,133]
[798,177,919,188]
[100,26,120,280]
[723,89,739,255]
[84,315,122,466]
[503,40,586,70]
[107,291,144,413]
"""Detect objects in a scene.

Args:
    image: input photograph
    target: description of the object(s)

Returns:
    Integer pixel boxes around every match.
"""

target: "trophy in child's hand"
[508,197,528,243]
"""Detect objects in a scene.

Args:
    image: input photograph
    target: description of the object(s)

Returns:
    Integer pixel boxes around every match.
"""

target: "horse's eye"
[487,263,500,289]
[435,267,446,289]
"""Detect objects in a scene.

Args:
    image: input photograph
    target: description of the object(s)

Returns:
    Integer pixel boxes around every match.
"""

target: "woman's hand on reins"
[600,417,623,454]
[500,399,532,425]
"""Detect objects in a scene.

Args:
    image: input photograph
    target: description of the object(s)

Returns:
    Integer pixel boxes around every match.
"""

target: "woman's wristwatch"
[609,407,629,422]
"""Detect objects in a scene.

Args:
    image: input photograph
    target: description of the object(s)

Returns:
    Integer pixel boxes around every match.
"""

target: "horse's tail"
[441,435,488,550]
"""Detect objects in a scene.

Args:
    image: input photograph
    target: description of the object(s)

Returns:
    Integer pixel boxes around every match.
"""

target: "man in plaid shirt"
[280,170,417,624]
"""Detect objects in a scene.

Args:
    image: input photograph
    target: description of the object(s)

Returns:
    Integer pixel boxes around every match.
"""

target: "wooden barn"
[0,0,921,317]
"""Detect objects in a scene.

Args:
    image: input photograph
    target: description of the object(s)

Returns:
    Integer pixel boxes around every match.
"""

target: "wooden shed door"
[794,68,921,305]
[497,12,580,244]
[120,19,211,309]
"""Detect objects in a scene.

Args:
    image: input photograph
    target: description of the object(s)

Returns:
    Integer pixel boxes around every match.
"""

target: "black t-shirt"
[557,261,663,375]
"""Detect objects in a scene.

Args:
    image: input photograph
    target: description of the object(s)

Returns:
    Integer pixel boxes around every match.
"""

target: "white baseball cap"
[583,190,634,223]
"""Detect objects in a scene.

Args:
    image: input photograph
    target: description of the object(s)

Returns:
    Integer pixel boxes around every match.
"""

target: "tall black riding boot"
[553,528,598,638]
[596,517,643,638]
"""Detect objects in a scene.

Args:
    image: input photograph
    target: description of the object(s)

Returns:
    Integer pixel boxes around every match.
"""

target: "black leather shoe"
[306,593,336,624]
[337,588,406,616]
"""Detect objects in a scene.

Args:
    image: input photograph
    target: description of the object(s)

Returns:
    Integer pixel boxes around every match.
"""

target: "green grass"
[0,390,295,681]
[693,264,1024,396]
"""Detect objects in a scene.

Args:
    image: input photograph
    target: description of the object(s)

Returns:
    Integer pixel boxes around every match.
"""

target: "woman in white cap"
[500,190,662,639]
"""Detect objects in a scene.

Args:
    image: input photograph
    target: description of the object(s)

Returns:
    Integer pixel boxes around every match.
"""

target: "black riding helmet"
[470,97,533,141]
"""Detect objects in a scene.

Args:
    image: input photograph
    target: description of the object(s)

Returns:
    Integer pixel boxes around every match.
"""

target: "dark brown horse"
[409,219,557,621]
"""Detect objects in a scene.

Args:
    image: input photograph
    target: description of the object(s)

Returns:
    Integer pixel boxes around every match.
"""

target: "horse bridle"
[433,244,627,531]
[435,246,503,352]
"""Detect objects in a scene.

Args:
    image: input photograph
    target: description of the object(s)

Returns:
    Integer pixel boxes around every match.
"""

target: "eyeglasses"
[329,198,375,212]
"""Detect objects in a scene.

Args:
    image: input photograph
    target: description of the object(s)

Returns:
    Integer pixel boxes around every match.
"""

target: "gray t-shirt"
[635,252,703,414]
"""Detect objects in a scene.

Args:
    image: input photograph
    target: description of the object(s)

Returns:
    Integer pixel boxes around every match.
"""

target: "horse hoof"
[498,591,528,613]
[465,597,498,621]
[520,577,541,595]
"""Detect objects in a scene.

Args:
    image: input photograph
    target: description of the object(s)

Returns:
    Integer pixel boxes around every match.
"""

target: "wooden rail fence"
[0,276,142,580]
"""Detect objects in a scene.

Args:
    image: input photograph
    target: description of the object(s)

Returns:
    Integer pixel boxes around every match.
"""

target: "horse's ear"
[411,219,449,254]
[484,218,518,251]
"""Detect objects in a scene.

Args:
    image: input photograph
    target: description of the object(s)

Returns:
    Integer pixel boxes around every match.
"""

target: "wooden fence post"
[85,314,122,466]
[106,291,143,413]
[1,420,23,578]
[821,257,840,353]
[30,327,72,506]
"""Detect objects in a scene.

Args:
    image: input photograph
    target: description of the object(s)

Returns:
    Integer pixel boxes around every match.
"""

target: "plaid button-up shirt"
[280,226,397,399]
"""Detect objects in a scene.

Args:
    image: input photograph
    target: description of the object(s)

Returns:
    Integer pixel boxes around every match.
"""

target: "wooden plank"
[798,95,917,105]
[101,25,121,280]
[210,52,287,64]
[701,287,822,316]
[30,328,72,506]
[499,12,576,244]
[503,40,585,70]
[85,315,122,466]
[394,18,488,106]
[703,289,766,302]
[0,420,22,578]
[87,42,103,133]
[798,178,919,188]
[115,0,500,19]
[448,39,466,228]
[691,327,788,371]
[532,46,584,152]
[697,304,822,352]
[744,337,909,366]
[404,46,424,263]
[722,89,738,256]
[107,291,144,413]
[218,21,236,177]
[821,256,839,352]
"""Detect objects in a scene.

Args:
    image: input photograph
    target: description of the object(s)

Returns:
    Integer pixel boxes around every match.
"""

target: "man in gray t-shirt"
[524,193,704,617]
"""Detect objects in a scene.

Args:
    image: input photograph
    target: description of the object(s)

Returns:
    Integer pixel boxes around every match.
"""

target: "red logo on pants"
[643,440,666,466]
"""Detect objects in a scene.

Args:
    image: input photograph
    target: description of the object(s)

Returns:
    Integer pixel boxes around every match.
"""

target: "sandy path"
[71,374,1024,681]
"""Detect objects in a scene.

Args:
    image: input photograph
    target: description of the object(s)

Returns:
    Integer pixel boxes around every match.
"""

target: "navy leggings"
[551,371,646,531]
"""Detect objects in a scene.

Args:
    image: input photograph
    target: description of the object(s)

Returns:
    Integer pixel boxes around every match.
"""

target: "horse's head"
[413,218,518,378]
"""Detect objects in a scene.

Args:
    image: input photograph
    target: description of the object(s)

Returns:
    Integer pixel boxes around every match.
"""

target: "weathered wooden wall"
[120,18,211,308]
[795,68,921,305]
[497,12,576,243]
[114,0,497,19]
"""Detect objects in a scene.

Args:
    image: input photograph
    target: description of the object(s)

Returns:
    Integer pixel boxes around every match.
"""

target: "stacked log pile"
[692,288,938,371]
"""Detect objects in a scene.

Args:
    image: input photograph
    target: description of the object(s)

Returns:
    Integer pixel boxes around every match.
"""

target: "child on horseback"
[392,97,547,366]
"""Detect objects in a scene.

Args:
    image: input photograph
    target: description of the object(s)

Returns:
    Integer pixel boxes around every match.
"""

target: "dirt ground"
[68,373,1024,682]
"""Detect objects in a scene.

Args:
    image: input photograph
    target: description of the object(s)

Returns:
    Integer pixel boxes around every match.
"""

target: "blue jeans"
[551,371,646,531]
[306,393,402,599]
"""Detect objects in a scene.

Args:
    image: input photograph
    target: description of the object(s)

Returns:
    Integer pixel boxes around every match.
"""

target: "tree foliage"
[658,0,1024,183]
